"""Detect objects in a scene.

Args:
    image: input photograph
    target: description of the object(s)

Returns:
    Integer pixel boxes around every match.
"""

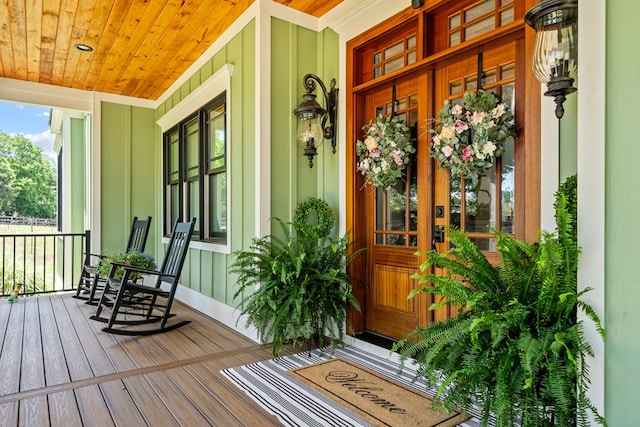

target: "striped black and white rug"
[221,345,484,427]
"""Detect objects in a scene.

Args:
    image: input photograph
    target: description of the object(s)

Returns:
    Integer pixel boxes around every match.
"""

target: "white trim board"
[175,283,259,343]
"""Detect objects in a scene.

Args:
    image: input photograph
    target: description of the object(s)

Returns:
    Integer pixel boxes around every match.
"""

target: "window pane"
[470,237,496,252]
[449,80,462,96]
[384,41,404,59]
[169,136,179,182]
[449,32,461,47]
[386,185,406,232]
[386,234,405,246]
[450,176,461,228]
[185,119,199,179]
[465,0,493,21]
[407,50,416,65]
[449,13,460,30]
[374,67,381,78]
[209,111,226,171]
[483,68,496,85]
[409,168,418,232]
[171,184,180,227]
[188,180,200,235]
[396,97,407,112]
[465,75,478,91]
[209,172,227,236]
[385,102,393,115]
[407,35,416,49]
[500,7,514,25]
[502,82,515,112]
[464,16,495,40]
[501,63,515,79]
[501,138,515,233]
[375,187,384,231]
[384,57,404,74]
[465,166,496,232]
[374,52,381,64]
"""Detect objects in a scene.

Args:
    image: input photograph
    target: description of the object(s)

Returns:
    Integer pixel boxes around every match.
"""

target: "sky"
[0,100,56,161]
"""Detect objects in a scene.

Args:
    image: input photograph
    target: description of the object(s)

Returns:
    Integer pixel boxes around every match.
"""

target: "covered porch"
[0,293,287,426]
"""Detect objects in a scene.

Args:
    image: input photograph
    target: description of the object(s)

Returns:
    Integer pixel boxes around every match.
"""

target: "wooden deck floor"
[0,292,292,426]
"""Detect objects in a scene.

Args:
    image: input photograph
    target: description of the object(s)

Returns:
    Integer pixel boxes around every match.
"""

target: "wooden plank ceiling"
[0,0,343,100]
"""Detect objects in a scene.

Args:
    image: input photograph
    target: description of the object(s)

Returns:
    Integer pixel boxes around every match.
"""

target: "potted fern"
[96,250,156,281]
[231,197,362,356]
[393,176,606,426]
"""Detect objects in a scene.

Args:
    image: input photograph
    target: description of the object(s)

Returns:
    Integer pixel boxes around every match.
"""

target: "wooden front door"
[362,73,429,340]
[359,42,518,340]
[348,0,533,343]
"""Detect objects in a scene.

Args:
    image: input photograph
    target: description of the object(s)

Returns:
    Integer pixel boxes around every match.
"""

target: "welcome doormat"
[289,358,469,427]
[221,345,483,427]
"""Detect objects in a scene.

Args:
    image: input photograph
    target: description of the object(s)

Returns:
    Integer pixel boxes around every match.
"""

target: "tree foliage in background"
[0,131,56,218]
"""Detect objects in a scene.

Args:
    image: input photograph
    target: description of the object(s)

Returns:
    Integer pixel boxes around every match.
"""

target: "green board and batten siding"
[605,1,640,424]
[270,18,340,230]
[153,21,257,304]
[115,18,340,308]
[100,103,156,253]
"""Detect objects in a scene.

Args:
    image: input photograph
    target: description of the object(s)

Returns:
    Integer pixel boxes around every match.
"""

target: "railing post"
[84,230,91,265]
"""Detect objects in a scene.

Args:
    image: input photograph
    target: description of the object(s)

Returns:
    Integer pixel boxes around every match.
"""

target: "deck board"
[0,292,296,426]
[0,303,24,396]
[48,390,83,427]
[73,385,114,427]
[21,297,46,392]
[39,298,71,387]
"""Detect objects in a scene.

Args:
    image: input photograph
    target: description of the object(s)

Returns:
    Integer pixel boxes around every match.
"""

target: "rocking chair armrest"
[122,281,168,296]
[107,262,161,276]
[82,252,107,268]
[83,252,107,260]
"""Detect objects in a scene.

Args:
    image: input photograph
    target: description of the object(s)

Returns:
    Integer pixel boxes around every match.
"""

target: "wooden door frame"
[345,0,541,335]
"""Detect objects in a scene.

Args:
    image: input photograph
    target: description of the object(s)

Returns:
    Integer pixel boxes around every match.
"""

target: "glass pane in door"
[373,92,418,248]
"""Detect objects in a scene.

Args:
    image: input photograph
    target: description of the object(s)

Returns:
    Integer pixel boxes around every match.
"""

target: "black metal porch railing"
[0,231,89,298]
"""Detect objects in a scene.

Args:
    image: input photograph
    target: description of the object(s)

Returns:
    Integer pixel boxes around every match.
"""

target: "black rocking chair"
[90,218,195,336]
[74,216,152,304]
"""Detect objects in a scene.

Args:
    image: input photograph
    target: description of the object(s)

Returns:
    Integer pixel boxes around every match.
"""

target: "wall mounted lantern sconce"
[525,0,578,119]
[293,73,338,168]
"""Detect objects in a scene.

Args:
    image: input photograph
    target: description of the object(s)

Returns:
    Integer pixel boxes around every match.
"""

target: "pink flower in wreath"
[441,145,454,157]
[370,148,381,157]
[391,150,404,166]
[454,119,468,134]
[451,104,464,116]
[462,146,474,161]
[468,110,485,125]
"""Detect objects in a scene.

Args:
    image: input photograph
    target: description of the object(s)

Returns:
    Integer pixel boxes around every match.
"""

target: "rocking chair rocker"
[74,216,152,304]
[90,218,195,335]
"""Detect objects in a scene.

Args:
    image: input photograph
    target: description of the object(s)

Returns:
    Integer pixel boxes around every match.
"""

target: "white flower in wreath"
[365,135,377,151]
[482,141,497,156]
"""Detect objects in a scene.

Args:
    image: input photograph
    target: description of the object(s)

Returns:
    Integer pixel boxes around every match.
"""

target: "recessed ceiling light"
[74,43,93,52]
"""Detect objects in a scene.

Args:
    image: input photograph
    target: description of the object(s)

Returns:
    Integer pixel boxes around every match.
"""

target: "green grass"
[1,224,68,296]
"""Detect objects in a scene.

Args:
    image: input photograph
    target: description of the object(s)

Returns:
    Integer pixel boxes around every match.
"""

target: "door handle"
[432,225,445,249]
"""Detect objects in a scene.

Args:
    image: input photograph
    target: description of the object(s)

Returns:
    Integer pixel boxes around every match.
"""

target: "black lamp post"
[525,0,578,119]
[293,74,338,168]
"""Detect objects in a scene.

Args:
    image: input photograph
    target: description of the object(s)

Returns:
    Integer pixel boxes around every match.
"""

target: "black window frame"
[163,92,227,244]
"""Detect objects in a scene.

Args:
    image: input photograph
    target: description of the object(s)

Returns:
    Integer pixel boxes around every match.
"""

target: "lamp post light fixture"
[293,74,338,168]
[525,0,578,119]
